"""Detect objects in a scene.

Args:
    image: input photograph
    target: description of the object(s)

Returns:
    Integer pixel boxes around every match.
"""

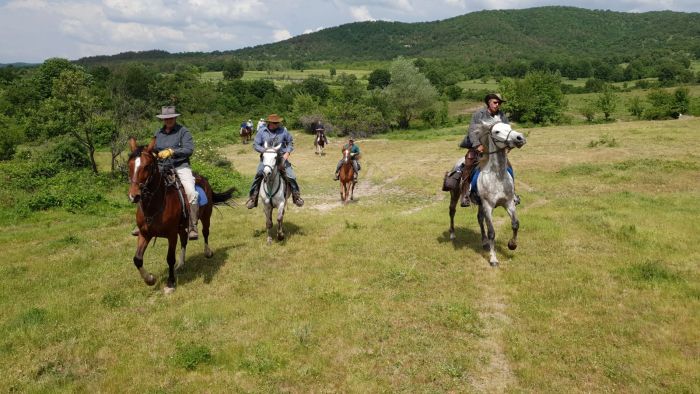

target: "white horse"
[473,120,526,266]
[261,142,290,244]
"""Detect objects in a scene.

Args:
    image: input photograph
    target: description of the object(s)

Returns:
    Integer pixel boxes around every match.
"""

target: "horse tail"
[212,187,235,205]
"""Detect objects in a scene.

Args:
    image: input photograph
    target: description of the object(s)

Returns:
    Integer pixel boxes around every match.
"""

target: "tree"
[500,71,566,125]
[301,76,330,103]
[222,59,244,80]
[596,85,618,121]
[367,69,391,90]
[383,57,437,129]
[41,69,103,174]
[627,96,645,119]
[35,58,81,99]
[336,73,364,104]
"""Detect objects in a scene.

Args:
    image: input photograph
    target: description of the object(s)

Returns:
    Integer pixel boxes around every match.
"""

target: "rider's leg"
[177,165,199,240]
[460,150,478,207]
[283,163,304,207]
[352,160,359,181]
[506,161,520,205]
[246,162,265,209]
[334,160,342,180]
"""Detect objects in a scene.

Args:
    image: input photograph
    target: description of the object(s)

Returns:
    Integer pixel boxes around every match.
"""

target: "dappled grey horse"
[260,142,290,244]
[472,120,526,266]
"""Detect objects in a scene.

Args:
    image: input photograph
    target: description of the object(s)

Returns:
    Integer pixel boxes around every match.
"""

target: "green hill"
[79,6,700,66]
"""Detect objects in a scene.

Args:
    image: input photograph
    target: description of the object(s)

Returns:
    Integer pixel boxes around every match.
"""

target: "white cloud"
[273,29,292,42]
[350,6,375,21]
[303,26,326,34]
[443,0,466,7]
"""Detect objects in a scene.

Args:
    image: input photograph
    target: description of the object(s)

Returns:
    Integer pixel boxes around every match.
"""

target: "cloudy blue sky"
[1,0,698,63]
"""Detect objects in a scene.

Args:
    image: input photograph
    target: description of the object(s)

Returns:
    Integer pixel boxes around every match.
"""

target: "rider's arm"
[252,130,266,153]
[173,127,194,159]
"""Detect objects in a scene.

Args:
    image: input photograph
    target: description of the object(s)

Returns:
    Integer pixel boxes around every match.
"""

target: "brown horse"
[314,129,327,155]
[339,147,356,204]
[127,137,234,292]
[240,126,253,144]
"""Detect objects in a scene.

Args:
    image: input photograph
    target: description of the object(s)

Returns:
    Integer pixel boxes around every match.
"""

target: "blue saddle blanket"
[471,167,514,195]
[196,185,208,206]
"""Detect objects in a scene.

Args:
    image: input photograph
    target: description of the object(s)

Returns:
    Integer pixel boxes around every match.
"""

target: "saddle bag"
[442,170,461,192]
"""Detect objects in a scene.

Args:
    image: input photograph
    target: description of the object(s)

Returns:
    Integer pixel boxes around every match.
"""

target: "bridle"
[483,122,514,155]
[262,149,282,199]
[130,152,165,224]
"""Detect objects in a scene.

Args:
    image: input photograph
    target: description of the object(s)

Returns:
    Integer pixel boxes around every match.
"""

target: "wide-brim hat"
[484,93,506,104]
[266,114,284,123]
[156,106,180,119]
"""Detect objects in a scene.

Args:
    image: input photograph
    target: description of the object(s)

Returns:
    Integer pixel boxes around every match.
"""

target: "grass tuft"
[172,343,214,371]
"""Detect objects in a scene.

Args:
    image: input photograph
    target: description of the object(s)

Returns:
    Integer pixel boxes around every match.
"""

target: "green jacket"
[343,144,361,158]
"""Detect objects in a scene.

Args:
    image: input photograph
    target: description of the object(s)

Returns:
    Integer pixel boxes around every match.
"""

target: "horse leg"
[133,235,156,286]
[175,226,188,271]
[481,204,499,267]
[350,179,355,201]
[506,202,519,250]
[201,206,213,258]
[277,203,285,241]
[264,204,273,244]
[449,190,458,240]
[164,234,178,293]
[477,206,488,250]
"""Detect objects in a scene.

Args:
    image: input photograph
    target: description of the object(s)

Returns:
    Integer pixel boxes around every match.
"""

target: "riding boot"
[246,175,262,209]
[188,201,199,240]
[289,179,304,207]
[333,171,339,181]
[131,226,140,236]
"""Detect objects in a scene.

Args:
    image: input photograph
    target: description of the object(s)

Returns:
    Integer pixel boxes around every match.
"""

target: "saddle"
[442,163,477,192]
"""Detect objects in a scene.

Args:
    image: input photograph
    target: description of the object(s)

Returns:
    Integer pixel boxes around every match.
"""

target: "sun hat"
[484,93,506,105]
[156,106,180,119]
[266,114,284,123]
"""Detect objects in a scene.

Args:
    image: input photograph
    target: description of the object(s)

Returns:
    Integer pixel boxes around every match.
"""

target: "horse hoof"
[267,237,272,245]
[482,244,490,251]
[175,261,184,271]
[490,261,499,268]
[277,234,285,241]
[205,250,214,258]
[508,240,517,250]
[144,274,156,286]
[164,286,175,294]
[449,232,456,240]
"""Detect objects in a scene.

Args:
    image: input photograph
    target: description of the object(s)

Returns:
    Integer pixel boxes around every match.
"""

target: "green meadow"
[1,118,698,392]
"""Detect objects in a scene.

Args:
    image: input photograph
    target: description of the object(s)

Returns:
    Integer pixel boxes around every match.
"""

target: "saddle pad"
[196,185,208,206]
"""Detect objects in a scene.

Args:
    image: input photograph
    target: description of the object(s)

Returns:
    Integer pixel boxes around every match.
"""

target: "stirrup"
[460,195,471,207]
[246,195,258,209]
[292,193,304,207]
[188,229,199,240]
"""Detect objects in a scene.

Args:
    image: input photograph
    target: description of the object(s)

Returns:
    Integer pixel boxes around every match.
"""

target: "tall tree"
[383,57,437,129]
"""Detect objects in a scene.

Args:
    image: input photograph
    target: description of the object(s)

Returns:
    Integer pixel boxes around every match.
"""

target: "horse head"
[342,147,351,163]
[261,141,283,180]
[480,120,526,151]
[127,137,158,204]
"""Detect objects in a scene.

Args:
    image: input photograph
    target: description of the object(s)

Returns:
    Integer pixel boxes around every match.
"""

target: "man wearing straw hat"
[133,105,200,240]
[245,114,304,209]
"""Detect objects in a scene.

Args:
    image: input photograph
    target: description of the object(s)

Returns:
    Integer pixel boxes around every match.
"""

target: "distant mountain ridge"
[78,6,700,65]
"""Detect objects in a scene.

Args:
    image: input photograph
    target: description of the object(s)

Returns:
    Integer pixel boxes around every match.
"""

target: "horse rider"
[333,138,361,181]
[240,119,253,135]
[315,123,328,145]
[132,106,200,240]
[245,114,305,209]
[256,118,266,133]
[458,93,518,207]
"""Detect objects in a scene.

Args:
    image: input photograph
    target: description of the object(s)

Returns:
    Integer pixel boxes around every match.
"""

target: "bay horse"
[314,129,327,155]
[338,147,356,204]
[260,141,291,244]
[240,125,253,144]
[127,137,234,292]
[468,120,526,266]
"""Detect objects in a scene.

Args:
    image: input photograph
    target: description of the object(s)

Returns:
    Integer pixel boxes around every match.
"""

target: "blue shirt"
[253,126,294,154]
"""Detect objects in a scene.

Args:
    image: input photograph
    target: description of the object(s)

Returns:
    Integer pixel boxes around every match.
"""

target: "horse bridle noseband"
[262,149,283,198]
[484,122,513,155]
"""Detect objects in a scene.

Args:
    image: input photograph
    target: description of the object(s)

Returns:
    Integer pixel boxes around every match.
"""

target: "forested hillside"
[77,6,700,66]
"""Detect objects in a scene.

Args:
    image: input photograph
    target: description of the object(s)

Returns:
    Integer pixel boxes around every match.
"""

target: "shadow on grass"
[437,225,516,261]
[177,243,241,285]
[251,221,304,244]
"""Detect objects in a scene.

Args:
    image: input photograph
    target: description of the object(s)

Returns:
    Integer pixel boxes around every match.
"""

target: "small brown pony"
[314,129,327,155]
[338,147,356,203]
[240,125,253,144]
[127,137,234,292]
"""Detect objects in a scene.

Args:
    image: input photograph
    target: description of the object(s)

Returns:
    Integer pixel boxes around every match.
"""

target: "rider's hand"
[157,148,174,159]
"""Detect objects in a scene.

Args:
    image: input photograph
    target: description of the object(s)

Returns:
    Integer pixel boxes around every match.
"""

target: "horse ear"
[264,140,269,149]
[146,137,156,153]
[128,137,138,152]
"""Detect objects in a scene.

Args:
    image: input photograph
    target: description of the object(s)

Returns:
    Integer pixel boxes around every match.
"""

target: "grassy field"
[201,69,372,87]
[1,118,699,391]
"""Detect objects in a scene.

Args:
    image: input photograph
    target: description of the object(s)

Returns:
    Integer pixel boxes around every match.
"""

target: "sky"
[1,0,699,63]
